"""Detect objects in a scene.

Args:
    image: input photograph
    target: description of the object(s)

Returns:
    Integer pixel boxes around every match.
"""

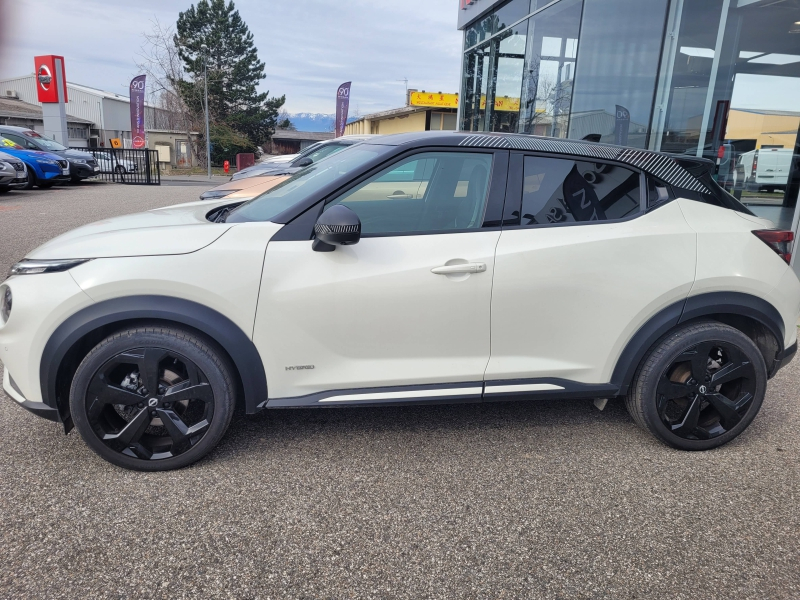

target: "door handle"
[387,193,413,199]
[431,262,487,275]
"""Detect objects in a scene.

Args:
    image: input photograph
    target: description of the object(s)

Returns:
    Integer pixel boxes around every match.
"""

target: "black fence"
[70,148,161,185]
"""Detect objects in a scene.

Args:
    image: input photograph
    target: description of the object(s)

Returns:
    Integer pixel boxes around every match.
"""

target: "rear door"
[485,153,697,394]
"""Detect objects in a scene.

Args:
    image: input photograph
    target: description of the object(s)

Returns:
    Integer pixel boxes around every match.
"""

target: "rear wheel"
[0,185,9,194]
[70,326,236,470]
[114,165,126,174]
[626,321,767,450]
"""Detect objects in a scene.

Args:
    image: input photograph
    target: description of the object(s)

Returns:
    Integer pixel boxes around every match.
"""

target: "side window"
[4,134,31,149]
[647,177,671,208]
[520,156,641,225]
[326,152,493,235]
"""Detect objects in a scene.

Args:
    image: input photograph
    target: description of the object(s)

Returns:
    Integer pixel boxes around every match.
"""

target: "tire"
[114,165,126,174]
[0,185,9,194]
[70,326,236,471]
[625,321,767,451]
[23,168,36,190]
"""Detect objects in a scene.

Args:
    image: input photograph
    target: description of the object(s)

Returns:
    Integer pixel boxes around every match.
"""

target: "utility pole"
[397,77,409,105]
[201,43,211,179]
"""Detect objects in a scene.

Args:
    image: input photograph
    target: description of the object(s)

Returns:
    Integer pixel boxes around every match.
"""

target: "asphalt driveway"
[0,182,798,599]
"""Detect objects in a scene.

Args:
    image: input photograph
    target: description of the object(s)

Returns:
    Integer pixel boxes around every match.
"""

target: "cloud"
[0,0,463,114]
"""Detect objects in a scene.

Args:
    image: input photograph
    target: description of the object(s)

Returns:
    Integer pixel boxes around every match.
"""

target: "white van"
[738,147,793,192]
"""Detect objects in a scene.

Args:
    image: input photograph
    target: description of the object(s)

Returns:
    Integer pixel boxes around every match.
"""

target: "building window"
[567,0,669,148]
[67,126,88,139]
[518,0,582,137]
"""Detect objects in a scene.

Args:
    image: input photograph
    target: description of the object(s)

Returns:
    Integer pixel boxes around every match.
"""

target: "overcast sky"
[0,0,462,115]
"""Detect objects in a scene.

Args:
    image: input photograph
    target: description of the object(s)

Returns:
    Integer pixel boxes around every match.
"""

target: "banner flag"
[614,105,630,146]
[129,75,146,148]
[335,82,351,138]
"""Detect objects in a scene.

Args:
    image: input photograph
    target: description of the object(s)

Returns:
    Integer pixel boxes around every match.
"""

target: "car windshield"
[226,144,390,223]
[22,131,67,151]
[0,136,23,150]
[299,142,349,164]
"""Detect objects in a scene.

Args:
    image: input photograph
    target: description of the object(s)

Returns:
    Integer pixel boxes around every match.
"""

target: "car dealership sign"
[34,55,68,104]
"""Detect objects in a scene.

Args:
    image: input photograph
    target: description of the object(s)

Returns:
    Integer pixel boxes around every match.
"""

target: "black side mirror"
[312,205,361,252]
[296,157,313,167]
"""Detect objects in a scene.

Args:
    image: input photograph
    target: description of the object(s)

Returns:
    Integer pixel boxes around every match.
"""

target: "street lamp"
[201,43,211,179]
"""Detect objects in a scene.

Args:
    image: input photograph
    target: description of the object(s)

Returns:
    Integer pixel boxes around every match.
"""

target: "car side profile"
[0,136,71,188]
[2,131,799,471]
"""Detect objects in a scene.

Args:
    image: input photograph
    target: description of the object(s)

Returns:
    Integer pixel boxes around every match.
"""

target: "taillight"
[752,151,758,177]
[753,229,794,264]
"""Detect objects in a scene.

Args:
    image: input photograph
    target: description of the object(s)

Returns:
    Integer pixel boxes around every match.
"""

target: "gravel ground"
[0,183,798,599]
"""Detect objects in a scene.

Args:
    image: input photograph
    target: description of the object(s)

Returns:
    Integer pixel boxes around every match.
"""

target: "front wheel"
[626,321,767,451]
[23,169,36,189]
[114,165,126,174]
[70,326,236,470]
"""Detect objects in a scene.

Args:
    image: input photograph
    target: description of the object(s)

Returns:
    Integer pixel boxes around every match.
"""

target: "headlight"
[200,189,239,200]
[9,258,91,277]
[70,159,87,164]
[1,285,11,323]
[35,158,59,166]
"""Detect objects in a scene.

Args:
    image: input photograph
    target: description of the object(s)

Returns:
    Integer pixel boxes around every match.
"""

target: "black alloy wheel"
[627,321,767,450]
[655,341,757,440]
[70,327,235,470]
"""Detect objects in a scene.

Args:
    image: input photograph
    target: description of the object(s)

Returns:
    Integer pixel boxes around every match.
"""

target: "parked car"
[199,174,289,201]
[0,125,99,183]
[738,147,794,192]
[230,135,376,181]
[2,131,799,471]
[89,149,139,174]
[0,136,70,189]
[0,150,28,193]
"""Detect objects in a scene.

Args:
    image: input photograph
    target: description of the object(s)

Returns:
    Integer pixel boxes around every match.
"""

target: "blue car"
[0,136,70,189]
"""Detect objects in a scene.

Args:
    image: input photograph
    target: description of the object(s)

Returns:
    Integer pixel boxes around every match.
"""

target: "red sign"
[34,55,67,103]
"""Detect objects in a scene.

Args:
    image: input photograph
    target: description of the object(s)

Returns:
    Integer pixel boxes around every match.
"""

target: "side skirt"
[262,379,620,409]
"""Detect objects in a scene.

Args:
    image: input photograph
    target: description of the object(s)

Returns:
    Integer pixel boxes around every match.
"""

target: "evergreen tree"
[175,0,285,149]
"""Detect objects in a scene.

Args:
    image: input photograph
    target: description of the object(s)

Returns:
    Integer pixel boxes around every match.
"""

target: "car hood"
[27,201,235,260]
[63,148,94,160]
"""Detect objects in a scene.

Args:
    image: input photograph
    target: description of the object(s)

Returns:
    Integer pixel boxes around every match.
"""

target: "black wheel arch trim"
[612,291,787,395]
[40,295,267,418]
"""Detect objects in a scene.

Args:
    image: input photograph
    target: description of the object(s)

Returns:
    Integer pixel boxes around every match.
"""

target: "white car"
[90,149,138,174]
[2,131,799,471]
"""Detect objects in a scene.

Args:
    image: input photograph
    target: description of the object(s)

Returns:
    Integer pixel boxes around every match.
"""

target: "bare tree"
[136,18,205,165]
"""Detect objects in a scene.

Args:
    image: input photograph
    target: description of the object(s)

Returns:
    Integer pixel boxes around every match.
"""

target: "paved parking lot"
[1,182,799,599]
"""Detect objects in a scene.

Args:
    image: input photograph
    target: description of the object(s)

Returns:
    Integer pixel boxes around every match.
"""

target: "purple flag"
[129,75,146,148]
[335,82,351,138]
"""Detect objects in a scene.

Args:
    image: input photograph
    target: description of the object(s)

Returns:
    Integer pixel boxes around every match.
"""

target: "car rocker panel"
[1,131,799,470]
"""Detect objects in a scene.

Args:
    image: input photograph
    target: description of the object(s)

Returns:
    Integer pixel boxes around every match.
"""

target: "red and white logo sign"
[132,135,146,149]
[34,55,68,103]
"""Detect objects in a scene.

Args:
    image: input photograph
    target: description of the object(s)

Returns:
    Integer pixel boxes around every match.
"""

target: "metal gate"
[71,148,161,185]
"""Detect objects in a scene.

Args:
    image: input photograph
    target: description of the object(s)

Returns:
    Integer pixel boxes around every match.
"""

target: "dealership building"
[456,0,800,230]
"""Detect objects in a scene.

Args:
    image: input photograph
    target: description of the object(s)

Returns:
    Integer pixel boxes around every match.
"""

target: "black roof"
[365,131,711,194]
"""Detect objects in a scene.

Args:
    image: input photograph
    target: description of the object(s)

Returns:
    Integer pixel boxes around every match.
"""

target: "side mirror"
[312,205,361,252]
[296,157,313,167]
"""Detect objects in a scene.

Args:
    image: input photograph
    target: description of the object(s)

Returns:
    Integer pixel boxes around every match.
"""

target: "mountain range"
[283,113,360,132]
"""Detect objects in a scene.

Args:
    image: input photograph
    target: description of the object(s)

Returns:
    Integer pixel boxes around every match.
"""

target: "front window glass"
[226,145,391,223]
[520,156,640,224]
[300,142,348,164]
[326,152,493,235]
[519,0,582,137]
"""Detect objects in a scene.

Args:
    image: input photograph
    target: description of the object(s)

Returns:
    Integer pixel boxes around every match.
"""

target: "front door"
[254,149,506,402]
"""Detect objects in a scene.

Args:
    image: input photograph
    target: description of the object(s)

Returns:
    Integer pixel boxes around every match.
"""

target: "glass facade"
[459,0,800,265]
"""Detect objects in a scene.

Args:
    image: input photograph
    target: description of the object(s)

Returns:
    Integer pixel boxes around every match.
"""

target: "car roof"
[362,131,711,194]
[0,125,34,134]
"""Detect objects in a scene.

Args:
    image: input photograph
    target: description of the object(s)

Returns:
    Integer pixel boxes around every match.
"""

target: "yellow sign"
[410,92,459,109]
[110,138,122,148]
[479,96,521,112]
